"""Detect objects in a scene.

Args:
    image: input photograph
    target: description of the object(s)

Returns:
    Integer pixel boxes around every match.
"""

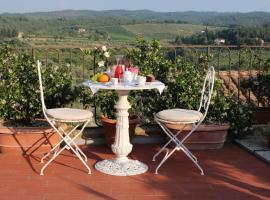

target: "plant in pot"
[251,58,270,124]
[170,57,253,147]
[156,56,233,149]
[127,38,253,149]
[0,45,76,154]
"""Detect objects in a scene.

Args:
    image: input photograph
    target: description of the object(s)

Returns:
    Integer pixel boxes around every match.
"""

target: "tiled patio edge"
[235,136,270,166]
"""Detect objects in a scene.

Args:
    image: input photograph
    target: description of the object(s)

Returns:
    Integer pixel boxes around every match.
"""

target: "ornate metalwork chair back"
[198,66,215,121]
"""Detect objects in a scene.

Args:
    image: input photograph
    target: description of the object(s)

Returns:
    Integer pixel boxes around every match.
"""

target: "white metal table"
[83,80,165,176]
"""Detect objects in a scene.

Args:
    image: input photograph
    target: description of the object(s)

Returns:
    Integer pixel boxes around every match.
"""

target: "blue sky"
[0,0,269,13]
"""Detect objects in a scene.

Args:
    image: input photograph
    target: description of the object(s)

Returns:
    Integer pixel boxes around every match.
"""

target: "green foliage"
[0,46,40,122]
[0,45,77,123]
[79,38,255,138]
[81,46,116,119]
[227,100,253,139]
[95,90,118,119]
[251,59,270,107]
[2,10,270,46]
[42,64,77,109]
[0,27,17,39]
[81,46,110,73]
[162,57,204,110]
[128,38,171,81]
[180,24,270,45]
[127,38,253,138]
[126,38,172,122]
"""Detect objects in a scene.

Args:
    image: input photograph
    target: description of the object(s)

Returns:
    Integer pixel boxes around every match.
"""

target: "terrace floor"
[0,144,270,200]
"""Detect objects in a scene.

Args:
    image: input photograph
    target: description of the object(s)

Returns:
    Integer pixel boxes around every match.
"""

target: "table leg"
[95,90,148,176]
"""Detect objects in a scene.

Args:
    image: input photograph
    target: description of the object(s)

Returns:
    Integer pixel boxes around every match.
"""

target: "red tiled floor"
[0,144,270,200]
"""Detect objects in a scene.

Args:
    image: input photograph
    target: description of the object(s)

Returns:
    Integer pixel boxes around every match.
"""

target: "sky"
[0,0,269,13]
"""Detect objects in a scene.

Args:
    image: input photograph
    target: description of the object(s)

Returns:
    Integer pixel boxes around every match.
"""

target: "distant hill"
[2,10,270,26]
[1,10,270,46]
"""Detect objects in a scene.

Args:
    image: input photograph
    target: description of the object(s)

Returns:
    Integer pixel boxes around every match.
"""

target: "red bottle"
[114,65,124,79]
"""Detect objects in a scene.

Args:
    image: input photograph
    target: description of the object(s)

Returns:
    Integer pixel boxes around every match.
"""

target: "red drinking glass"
[114,65,124,79]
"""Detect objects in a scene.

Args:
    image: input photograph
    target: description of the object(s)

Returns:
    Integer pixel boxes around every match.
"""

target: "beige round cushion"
[156,109,203,123]
[46,108,93,122]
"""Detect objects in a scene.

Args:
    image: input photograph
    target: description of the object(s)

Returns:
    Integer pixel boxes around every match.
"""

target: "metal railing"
[14,44,270,123]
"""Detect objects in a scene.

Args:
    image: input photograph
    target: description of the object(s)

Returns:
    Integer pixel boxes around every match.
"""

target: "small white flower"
[104,51,110,58]
[98,61,105,67]
[101,46,107,52]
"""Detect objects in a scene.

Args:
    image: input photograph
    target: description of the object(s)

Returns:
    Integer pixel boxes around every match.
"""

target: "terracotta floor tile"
[44,194,90,200]
[0,194,22,200]
[0,144,269,200]
[133,194,176,200]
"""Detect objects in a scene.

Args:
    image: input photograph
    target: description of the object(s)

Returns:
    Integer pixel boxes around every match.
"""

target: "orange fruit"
[98,74,110,82]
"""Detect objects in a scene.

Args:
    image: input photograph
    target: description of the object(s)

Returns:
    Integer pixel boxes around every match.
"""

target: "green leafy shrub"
[227,99,253,139]
[42,64,77,109]
[0,45,76,123]
[95,90,118,119]
[127,38,253,138]
[0,46,40,123]
[127,38,173,122]
[79,38,252,139]
[251,59,270,107]
[80,46,115,119]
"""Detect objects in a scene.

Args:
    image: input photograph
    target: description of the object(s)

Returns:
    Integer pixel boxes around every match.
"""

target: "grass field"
[122,23,221,40]
[24,23,222,46]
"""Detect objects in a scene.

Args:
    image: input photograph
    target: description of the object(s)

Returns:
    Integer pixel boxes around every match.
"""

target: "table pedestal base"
[95,159,148,176]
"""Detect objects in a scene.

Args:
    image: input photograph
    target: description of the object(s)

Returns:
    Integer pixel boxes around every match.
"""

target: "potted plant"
[251,62,270,124]
[126,38,253,149]
[0,45,75,154]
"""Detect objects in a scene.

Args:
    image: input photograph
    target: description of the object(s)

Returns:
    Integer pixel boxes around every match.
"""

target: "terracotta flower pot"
[0,125,62,155]
[101,115,140,145]
[165,123,230,150]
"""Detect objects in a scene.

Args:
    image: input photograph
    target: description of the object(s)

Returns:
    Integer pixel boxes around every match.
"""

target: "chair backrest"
[37,60,47,115]
[198,66,215,120]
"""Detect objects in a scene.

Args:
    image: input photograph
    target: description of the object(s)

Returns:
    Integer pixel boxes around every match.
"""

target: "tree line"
[175,24,270,45]
[0,27,18,39]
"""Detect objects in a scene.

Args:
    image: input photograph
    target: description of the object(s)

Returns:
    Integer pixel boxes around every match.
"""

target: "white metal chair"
[37,60,93,175]
[153,66,215,175]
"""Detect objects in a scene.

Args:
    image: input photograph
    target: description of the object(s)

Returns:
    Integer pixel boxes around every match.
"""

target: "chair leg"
[180,144,198,162]
[41,134,91,175]
[155,147,179,174]
[67,136,88,162]
[62,135,91,174]
[153,120,184,162]
[153,138,174,161]
[41,124,80,163]
[180,145,204,175]
[69,146,91,174]
[40,146,66,175]
[154,119,204,175]
[57,122,91,174]
[41,142,61,163]
[40,119,91,175]
[64,119,91,162]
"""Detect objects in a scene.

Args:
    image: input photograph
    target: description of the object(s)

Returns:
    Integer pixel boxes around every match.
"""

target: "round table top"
[83,80,166,94]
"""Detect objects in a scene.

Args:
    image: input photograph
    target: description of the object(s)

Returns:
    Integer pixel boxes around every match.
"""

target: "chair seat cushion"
[156,109,203,123]
[46,108,93,122]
